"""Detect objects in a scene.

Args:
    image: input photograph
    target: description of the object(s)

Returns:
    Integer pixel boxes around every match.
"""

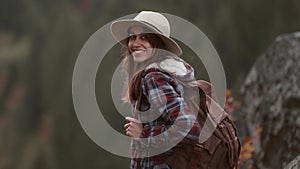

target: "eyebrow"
[128,31,147,36]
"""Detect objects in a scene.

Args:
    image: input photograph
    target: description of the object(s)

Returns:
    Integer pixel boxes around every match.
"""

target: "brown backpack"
[166,79,241,169]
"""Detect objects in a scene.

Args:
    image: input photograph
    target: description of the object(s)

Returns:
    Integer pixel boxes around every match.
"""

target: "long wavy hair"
[121,33,171,103]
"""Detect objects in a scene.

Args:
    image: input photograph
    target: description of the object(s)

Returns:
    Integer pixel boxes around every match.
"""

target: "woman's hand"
[124,117,143,140]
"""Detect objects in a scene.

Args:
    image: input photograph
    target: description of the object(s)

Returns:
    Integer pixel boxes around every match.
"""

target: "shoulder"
[142,68,180,94]
[143,68,174,82]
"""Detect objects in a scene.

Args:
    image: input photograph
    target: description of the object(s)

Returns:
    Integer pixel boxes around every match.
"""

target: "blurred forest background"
[0,0,300,169]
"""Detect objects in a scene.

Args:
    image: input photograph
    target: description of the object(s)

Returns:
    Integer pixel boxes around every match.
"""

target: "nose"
[132,36,142,46]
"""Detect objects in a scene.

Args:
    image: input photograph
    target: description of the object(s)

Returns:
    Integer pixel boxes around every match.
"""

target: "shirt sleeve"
[137,71,200,151]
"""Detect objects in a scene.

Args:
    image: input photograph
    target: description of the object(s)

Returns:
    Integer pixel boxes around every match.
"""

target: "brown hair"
[121,33,170,103]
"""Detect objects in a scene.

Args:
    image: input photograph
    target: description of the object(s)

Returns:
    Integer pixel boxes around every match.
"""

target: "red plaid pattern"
[130,59,200,169]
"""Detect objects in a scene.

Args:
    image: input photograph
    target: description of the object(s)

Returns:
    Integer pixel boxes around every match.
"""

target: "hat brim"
[110,19,183,56]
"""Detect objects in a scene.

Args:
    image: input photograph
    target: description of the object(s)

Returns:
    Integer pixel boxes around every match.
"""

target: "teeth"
[132,49,146,54]
[134,50,144,54]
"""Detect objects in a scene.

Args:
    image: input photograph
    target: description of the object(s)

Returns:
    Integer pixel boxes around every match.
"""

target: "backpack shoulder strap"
[194,80,228,123]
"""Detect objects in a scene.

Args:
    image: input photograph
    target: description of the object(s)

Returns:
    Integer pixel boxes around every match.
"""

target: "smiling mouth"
[132,49,146,55]
[134,50,145,53]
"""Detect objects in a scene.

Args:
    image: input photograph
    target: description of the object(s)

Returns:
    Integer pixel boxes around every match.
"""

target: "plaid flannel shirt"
[130,61,200,169]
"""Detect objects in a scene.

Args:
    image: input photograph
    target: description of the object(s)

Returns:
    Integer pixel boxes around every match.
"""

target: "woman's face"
[127,26,154,63]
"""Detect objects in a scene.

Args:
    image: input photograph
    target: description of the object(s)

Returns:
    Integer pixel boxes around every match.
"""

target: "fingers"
[125,117,132,122]
[124,121,136,130]
[124,119,133,137]
[125,124,134,137]
[124,117,142,138]
[125,117,140,123]
[125,127,131,136]
[124,122,135,132]
[124,123,130,129]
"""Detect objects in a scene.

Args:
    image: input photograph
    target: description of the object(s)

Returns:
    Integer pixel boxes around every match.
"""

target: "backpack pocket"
[165,134,234,169]
[198,134,229,169]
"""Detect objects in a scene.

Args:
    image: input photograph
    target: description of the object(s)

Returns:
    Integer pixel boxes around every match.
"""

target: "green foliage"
[1,0,300,168]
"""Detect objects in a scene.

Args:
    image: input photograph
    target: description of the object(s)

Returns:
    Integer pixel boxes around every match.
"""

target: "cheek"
[148,48,154,55]
[127,42,133,53]
[127,41,132,48]
[146,42,154,52]
[146,41,153,48]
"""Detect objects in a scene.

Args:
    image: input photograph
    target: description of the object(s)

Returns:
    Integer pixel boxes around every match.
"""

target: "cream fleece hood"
[146,57,195,82]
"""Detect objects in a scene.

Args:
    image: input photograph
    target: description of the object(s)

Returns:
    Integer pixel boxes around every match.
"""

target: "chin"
[133,55,148,63]
[133,58,145,63]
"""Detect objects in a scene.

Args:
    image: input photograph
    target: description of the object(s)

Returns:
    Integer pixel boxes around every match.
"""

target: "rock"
[284,154,300,169]
[240,32,300,169]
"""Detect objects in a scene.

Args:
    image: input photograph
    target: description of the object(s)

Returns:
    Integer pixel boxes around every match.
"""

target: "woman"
[111,11,200,169]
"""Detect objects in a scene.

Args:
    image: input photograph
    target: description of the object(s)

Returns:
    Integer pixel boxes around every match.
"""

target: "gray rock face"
[240,32,300,169]
[284,154,300,169]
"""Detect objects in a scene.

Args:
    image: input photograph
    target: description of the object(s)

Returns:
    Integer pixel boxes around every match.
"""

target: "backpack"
[138,68,241,169]
[166,79,241,169]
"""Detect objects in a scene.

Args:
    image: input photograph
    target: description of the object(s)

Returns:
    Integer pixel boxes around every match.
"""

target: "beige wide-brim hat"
[110,11,183,56]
